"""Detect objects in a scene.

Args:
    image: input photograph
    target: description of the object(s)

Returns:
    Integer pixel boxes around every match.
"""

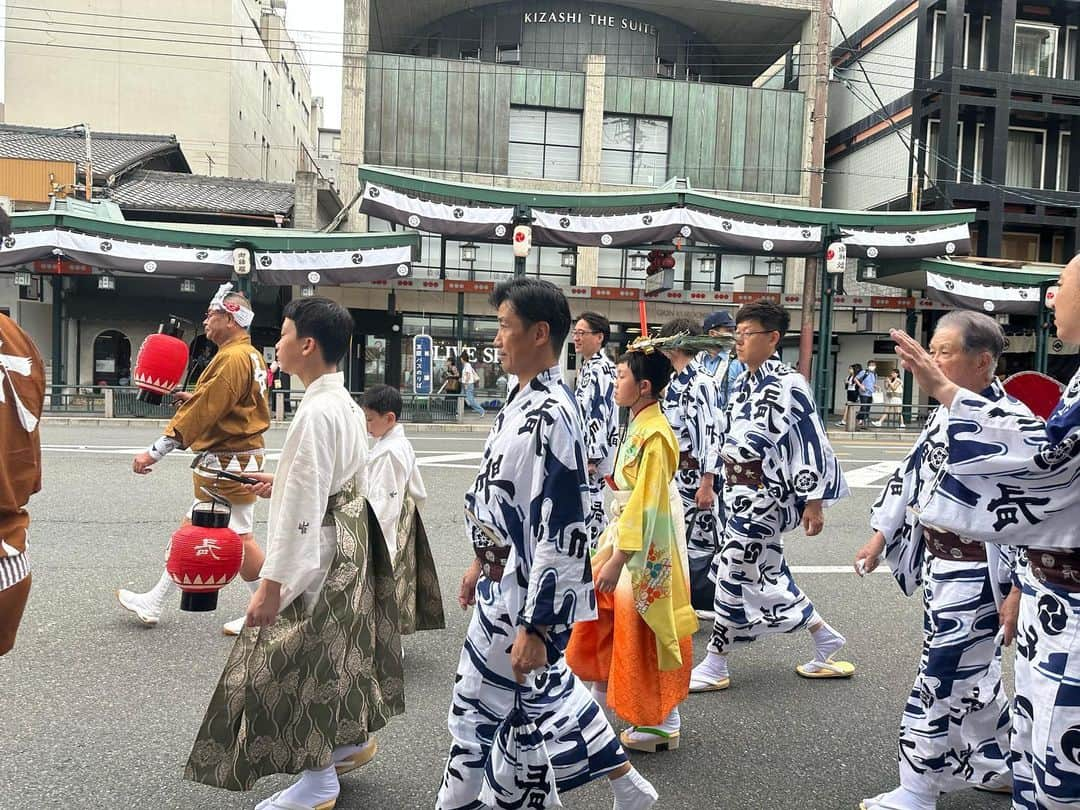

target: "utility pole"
[82,124,93,201]
[797,0,832,382]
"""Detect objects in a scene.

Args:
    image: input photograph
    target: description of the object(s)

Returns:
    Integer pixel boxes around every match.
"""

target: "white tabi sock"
[692,650,729,681]
[146,569,176,613]
[266,763,339,809]
[332,739,375,764]
[864,785,936,810]
[655,706,680,734]
[810,620,845,662]
[610,766,658,810]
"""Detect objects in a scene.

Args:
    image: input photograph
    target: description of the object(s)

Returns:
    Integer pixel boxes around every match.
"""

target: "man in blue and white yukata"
[658,317,726,616]
[855,312,1024,810]
[894,254,1080,810]
[572,311,619,547]
[690,300,854,693]
[437,278,657,810]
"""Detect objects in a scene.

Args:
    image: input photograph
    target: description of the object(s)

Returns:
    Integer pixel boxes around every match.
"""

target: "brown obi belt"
[475,544,511,583]
[678,451,699,471]
[1029,548,1080,592]
[724,459,764,488]
[923,526,987,563]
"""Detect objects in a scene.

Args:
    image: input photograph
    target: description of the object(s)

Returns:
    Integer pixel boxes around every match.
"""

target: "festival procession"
[4,2,1080,809]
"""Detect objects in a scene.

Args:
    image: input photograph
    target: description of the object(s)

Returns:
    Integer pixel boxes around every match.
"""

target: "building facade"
[826,0,1080,386]
[311,0,852,398]
[4,0,316,183]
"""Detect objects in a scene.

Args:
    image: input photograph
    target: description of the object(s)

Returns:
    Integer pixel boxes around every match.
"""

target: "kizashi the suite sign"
[522,11,658,35]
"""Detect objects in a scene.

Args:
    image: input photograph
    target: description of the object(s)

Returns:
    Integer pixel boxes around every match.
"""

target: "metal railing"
[833,402,937,433]
[271,390,464,423]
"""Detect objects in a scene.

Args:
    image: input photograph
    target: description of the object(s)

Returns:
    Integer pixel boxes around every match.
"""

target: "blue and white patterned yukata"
[921,367,1080,810]
[871,381,1021,798]
[709,358,848,654]
[437,366,627,810]
[574,351,619,548]
[663,359,726,612]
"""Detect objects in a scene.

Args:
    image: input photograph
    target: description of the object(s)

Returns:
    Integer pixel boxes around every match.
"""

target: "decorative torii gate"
[356,166,976,406]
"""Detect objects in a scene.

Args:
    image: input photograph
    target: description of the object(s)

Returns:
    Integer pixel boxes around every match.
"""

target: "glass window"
[1060,132,1071,191]
[931,11,947,76]
[497,44,521,64]
[460,47,481,61]
[508,107,582,181]
[1006,128,1046,188]
[1014,23,1058,77]
[1001,232,1040,261]
[1067,27,1078,80]
[600,115,670,186]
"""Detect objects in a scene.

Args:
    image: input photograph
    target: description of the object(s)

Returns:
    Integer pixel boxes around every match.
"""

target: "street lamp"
[629,252,648,273]
[98,274,116,291]
[560,247,577,269]
[13,270,32,287]
[862,260,878,281]
[459,242,477,265]
[697,253,717,276]
[180,279,197,294]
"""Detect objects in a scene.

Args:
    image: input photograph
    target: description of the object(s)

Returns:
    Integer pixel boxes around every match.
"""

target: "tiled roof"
[0,124,187,178]
[109,170,295,216]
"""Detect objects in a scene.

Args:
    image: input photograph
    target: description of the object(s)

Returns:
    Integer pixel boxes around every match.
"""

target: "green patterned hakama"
[184,481,404,791]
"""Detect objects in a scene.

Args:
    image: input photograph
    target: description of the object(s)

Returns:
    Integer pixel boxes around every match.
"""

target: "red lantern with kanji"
[166,499,244,611]
[134,317,189,405]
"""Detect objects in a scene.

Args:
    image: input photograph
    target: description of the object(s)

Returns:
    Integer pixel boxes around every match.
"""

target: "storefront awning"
[356,166,976,257]
[0,199,420,285]
[870,257,1063,314]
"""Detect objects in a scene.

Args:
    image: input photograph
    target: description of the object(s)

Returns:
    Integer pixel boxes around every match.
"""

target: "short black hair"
[618,350,672,399]
[576,311,610,344]
[0,208,10,238]
[657,317,702,358]
[735,300,789,335]
[360,383,402,418]
[282,297,353,365]
[490,277,571,351]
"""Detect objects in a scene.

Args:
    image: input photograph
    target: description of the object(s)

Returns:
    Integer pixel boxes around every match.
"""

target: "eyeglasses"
[571,329,600,338]
[733,329,775,342]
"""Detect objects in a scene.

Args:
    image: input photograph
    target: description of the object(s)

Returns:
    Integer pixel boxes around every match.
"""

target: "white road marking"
[789,565,887,575]
[844,460,900,489]
[416,452,484,467]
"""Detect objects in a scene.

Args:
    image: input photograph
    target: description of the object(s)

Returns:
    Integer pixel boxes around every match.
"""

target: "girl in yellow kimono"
[567,342,698,753]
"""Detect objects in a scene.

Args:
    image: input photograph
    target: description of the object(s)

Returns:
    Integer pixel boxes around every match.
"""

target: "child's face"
[363,407,396,439]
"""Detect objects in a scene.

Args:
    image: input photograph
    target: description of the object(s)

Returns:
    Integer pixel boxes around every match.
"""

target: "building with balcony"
[826,0,1080,382]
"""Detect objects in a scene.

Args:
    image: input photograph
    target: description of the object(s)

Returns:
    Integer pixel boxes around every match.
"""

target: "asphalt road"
[0,424,1012,810]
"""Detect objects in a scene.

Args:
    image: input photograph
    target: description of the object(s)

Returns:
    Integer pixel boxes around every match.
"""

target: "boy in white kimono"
[361,383,445,635]
[186,298,403,810]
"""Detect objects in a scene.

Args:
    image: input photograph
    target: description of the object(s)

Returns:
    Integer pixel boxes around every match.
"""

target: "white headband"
[209,282,254,329]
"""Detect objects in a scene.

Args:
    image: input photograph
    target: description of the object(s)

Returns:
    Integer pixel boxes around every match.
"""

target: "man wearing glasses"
[572,312,619,546]
[690,300,854,692]
[118,283,270,633]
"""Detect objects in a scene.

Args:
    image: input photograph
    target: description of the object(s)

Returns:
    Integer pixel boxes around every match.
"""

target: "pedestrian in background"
[856,361,878,426]
[460,356,485,415]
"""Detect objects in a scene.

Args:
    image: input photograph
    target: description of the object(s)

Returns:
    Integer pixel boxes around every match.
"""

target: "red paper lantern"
[166,502,244,611]
[134,318,189,405]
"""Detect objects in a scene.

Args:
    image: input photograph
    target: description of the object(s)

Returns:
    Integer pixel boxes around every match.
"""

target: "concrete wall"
[5,0,314,183]
[828,21,916,137]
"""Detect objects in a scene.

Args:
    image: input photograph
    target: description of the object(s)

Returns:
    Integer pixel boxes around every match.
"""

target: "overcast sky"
[0,2,346,127]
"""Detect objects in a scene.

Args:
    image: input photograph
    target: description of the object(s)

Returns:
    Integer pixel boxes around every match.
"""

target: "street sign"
[413,334,433,395]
